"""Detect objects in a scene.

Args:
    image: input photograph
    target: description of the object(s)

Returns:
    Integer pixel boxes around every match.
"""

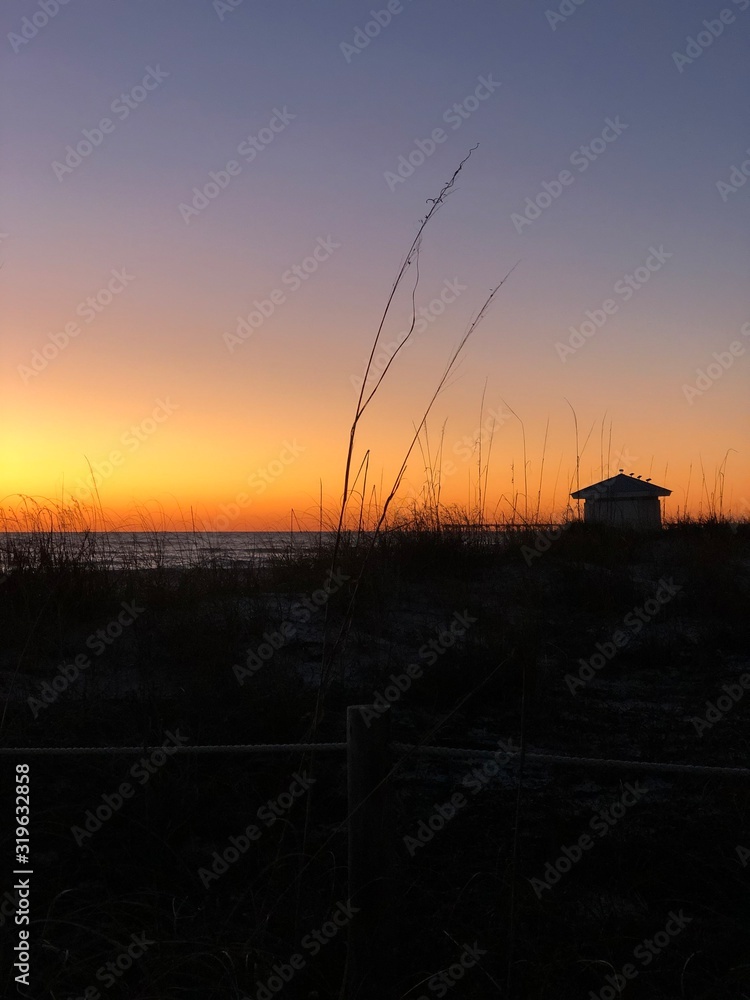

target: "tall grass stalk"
[329,146,480,576]
[321,271,514,694]
[535,416,550,523]
[295,153,516,952]
[565,398,581,518]
[503,400,528,522]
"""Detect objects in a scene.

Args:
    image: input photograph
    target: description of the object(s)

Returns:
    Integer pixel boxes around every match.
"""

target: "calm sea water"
[1,531,334,570]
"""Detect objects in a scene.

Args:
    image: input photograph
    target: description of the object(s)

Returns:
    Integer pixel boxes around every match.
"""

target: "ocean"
[0,531,333,570]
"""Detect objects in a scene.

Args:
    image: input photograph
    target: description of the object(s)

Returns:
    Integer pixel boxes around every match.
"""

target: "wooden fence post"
[344,704,391,996]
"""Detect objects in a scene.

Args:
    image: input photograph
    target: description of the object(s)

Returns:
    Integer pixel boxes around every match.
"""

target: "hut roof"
[571,473,671,500]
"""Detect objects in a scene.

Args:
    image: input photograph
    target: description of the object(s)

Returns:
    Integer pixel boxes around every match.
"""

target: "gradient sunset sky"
[2,0,748,529]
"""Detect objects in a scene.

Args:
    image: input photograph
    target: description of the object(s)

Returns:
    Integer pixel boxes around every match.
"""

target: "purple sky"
[2,0,748,525]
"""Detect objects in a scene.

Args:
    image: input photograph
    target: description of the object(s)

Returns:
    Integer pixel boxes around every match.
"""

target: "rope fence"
[392,743,750,777]
[3,709,747,997]
[0,742,346,755]
[2,738,748,777]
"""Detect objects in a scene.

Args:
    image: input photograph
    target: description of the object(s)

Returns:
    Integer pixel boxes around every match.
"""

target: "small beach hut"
[571,472,671,529]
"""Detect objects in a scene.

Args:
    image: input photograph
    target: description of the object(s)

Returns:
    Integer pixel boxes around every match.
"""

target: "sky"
[2,0,748,529]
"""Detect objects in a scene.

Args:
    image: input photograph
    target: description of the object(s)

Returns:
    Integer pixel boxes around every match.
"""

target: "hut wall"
[583,496,661,529]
